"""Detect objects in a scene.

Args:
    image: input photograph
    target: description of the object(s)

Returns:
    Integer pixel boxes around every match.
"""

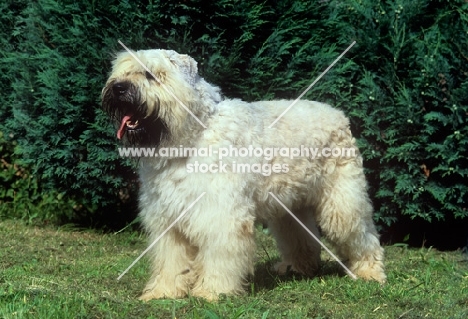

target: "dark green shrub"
[339,0,468,225]
[0,0,141,225]
[0,130,77,223]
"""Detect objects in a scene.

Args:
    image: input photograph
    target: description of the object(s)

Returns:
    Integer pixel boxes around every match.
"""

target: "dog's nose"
[113,82,130,96]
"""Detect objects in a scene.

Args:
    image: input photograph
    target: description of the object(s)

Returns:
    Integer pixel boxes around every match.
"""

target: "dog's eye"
[145,71,155,80]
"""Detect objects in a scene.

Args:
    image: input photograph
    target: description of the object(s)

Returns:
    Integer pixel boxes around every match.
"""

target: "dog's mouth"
[114,112,166,146]
[117,114,140,140]
[102,80,168,146]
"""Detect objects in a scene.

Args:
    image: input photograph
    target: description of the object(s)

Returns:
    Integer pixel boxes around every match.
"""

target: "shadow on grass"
[251,258,347,293]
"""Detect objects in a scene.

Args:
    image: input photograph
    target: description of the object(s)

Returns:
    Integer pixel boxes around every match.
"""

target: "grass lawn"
[0,219,467,318]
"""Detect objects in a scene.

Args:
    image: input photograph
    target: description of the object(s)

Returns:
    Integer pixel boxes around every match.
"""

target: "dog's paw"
[350,260,386,284]
[190,288,220,302]
[139,290,166,301]
[139,288,187,301]
[354,268,387,284]
[272,261,293,275]
[272,260,320,277]
[139,291,157,302]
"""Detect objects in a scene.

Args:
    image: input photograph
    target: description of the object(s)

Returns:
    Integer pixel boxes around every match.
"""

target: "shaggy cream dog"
[102,49,386,301]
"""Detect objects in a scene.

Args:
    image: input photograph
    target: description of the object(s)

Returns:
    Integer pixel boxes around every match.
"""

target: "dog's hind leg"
[139,228,198,301]
[268,207,321,277]
[316,160,386,283]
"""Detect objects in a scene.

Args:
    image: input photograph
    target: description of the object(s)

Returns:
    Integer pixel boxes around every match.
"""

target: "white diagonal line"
[118,40,207,129]
[268,192,357,280]
[117,192,206,280]
[268,41,356,128]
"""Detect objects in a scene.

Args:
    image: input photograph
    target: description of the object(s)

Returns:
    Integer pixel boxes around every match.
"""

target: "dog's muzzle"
[102,80,167,146]
[110,82,140,140]
[102,81,143,139]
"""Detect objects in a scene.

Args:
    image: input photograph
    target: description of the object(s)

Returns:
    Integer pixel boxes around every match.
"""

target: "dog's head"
[101,49,221,146]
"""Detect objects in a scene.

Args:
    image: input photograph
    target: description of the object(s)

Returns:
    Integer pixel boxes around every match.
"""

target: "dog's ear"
[164,50,199,86]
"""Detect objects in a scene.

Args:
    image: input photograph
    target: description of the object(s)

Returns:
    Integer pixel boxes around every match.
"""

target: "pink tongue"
[117,115,133,139]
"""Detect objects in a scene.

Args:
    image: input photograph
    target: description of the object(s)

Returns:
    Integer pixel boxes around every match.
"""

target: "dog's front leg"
[190,214,256,301]
[139,228,197,301]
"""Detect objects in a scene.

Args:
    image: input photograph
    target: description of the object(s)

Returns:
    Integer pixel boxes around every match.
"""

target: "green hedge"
[0,0,466,227]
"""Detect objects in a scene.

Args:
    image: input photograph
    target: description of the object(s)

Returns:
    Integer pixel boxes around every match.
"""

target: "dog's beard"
[102,81,168,147]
